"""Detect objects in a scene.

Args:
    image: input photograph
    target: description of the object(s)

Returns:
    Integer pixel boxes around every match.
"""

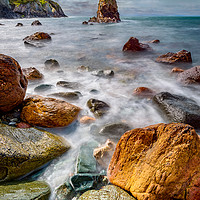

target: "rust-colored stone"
[123,37,150,52]
[108,123,200,200]
[171,67,184,73]
[0,54,27,113]
[156,50,192,64]
[133,87,155,98]
[22,67,43,80]
[21,95,81,128]
[16,122,32,128]
[79,116,96,124]
[23,32,51,41]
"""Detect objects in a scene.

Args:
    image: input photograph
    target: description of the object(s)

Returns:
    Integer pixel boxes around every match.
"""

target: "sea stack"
[89,0,120,23]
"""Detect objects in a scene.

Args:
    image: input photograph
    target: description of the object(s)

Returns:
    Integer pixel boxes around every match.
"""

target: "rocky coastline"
[0,1,200,200]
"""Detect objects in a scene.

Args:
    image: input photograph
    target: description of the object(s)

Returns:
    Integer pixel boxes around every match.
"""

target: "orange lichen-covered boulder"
[133,87,155,98]
[108,123,200,200]
[0,54,27,113]
[23,32,51,41]
[21,95,81,128]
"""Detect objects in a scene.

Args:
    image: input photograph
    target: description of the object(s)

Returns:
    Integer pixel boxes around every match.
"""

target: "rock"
[89,89,100,94]
[133,87,155,98]
[23,32,51,41]
[0,123,70,181]
[99,122,131,141]
[24,40,45,48]
[31,20,42,26]
[16,22,23,27]
[76,141,99,174]
[77,65,90,72]
[44,59,60,69]
[87,98,110,118]
[108,123,200,200]
[88,16,98,22]
[93,139,116,169]
[91,69,114,78]
[122,37,150,52]
[22,67,43,80]
[153,92,200,128]
[79,116,96,124]
[82,21,88,25]
[177,65,200,84]
[156,49,192,64]
[34,84,54,92]
[79,185,136,200]
[20,95,81,128]
[96,0,120,23]
[148,39,160,43]
[57,81,81,90]
[11,0,67,18]
[48,92,80,101]
[0,181,50,200]
[171,67,184,73]
[0,54,27,113]
[0,0,17,18]
[16,122,32,128]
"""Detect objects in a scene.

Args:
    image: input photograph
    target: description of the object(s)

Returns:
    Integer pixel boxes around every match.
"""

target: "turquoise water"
[0,16,200,198]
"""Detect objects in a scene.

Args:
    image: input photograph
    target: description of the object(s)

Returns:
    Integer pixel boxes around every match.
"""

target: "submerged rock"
[177,65,200,84]
[79,185,136,200]
[82,21,88,25]
[91,69,114,78]
[34,84,54,92]
[133,87,155,98]
[0,54,27,113]
[49,92,80,101]
[108,123,200,200]
[16,22,23,26]
[23,32,51,41]
[11,0,66,18]
[156,49,192,64]
[31,20,42,26]
[20,95,81,128]
[44,59,60,69]
[171,67,184,73]
[0,181,50,200]
[56,81,81,89]
[79,116,96,124]
[123,37,150,52]
[148,39,160,43]
[0,123,70,181]
[153,92,200,128]
[87,98,110,117]
[22,67,43,80]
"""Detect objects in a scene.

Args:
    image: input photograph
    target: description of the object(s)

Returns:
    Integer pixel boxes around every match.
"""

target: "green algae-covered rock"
[0,181,50,200]
[0,123,70,181]
[78,185,136,200]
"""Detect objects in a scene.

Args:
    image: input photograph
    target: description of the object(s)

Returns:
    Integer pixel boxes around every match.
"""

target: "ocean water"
[0,16,200,198]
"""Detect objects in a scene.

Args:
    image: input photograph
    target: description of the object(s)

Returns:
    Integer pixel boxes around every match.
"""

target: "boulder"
[0,123,70,181]
[34,84,54,92]
[11,0,66,18]
[48,92,80,101]
[122,37,150,52]
[79,116,96,124]
[0,181,50,200]
[31,20,42,25]
[20,95,81,128]
[0,54,27,113]
[56,81,81,89]
[23,32,51,41]
[87,98,110,118]
[108,123,200,200]
[153,92,200,128]
[156,50,192,64]
[177,65,200,84]
[171,67,184,73]
[79,185,136,200]
[44,59,60,69]
[96,0,120,23]
[133,87,155,98]
[16,22,23,26]
[22,67,43,80]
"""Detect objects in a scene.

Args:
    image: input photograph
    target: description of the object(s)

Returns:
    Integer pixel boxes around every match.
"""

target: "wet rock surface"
[16,22,23,26]
[108,123,200,200]
[0,123,70,181]
[91,69,114,78]
[22,67,43,80]
[133,87,155,98]
[153,92,200,128]
[56,81,81,89]
[23,32,51,41]
[20,95,81,128]
[177,65,200,84]
[87,98,110,117]
[31,20,42,26]
[123,37,150,52]
[0,54,27,113]
[49,92,81,101]
[44,59,60,69]
[156,49,192,64]
[34,84,54,92]
[79,185,136,200]
[0,181,51,200]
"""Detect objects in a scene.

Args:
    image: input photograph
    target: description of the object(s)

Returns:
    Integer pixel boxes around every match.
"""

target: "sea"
[0,16,200,199]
